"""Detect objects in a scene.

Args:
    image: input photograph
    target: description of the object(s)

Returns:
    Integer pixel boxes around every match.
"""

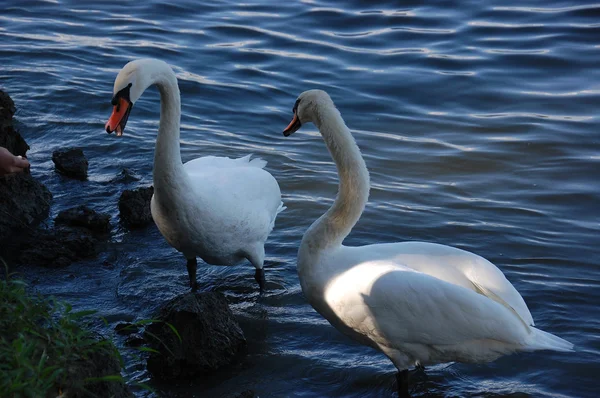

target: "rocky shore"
[0,91,51,242]
[0,89,250,397]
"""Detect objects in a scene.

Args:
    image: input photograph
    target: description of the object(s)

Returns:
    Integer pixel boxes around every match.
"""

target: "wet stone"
[52,147,88,180]
[114,322,140,336]
[55,205,110,233]
[16,227,98,268]
[0,90,52,242]
[118,186,154,228]
[229,390,257,398]
[145,292,247,380]
[125,334,145,348]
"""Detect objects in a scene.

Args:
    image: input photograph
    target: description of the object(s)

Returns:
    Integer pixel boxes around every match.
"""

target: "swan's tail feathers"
[268,202,286,232]
[276,201,286,215]
[240,154,268,169]
[525,327,574,353]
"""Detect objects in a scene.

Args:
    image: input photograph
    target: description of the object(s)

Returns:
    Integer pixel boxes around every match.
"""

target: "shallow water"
[1,0,599,397]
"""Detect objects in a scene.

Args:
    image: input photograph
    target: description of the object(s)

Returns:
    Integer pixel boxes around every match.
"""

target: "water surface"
[1,0,599,397]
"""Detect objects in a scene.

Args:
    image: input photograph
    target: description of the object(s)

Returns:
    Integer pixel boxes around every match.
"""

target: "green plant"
[0,270,125,397]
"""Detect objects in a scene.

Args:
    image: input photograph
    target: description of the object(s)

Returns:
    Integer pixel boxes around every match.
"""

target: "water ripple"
[1,0,598,397]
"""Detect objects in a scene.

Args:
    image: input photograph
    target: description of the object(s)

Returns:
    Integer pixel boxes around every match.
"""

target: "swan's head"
[105,59,152,136]
[283,89,333,136]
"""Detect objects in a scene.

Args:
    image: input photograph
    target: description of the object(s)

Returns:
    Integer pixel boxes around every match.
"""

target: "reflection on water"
[1,0,599,396]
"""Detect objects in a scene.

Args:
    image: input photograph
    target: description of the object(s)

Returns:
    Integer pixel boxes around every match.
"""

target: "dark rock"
[145,292,246,380]
[0,175,52,240]
[0,90,52,242]
[63,338,133,398]
[111,168,141,184]
[15,227,97,267]
[229,390,257,398]
[115,322,140,336]
[0,91,28,156]
[55,205,110,233]
[52,147,88,180]
[118,186,154,228]
[0,90,16,119]
[125,334,145,348]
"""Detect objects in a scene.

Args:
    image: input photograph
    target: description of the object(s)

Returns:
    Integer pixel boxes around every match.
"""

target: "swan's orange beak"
[105,97,132,137]
[283,111,301,137]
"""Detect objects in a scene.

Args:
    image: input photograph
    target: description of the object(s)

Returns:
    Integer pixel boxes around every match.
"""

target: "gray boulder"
[118,186,154,228]
[15,227,97,268]
[0,90,52,242]
[64,339,134,398]
[55,205,110,233]
[52,147,88,180]
[145,292,247,380]
[229,390,257,398]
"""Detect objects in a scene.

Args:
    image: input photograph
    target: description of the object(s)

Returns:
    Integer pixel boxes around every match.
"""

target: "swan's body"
[283,90,572,395]
[151,154,283,267]
[106,59,283,290]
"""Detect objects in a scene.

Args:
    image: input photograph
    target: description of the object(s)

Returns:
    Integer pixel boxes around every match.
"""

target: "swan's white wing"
[424,243,536,327]
[183,154,280,208]
[350,242,534,327]
[183,154,266,174]
[325,261,532,348]
[181,153,283,245]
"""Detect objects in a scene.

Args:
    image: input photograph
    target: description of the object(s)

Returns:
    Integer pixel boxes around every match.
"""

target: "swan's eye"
[293,99,301,113]
[112,83,133,107]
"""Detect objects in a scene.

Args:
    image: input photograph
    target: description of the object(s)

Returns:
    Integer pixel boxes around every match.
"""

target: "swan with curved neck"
[105,58,284,291]
[282,90,572,396]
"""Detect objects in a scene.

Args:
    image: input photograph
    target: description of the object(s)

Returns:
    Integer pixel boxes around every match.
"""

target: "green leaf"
[84,374,124,384]
[143,331,175,356]
[164,322,182,343]
[134,319,160,325]
[136,347,160,354]
[133,382,156,393]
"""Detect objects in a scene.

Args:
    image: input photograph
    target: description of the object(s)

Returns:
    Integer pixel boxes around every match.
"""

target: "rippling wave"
[1,0,598,397]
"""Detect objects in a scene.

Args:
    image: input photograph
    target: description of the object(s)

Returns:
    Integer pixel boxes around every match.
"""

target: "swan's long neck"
[141,61,185,185]
[302,104,370,254]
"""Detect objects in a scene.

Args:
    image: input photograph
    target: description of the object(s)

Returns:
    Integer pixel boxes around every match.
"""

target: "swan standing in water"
[105,58,284,292]
[282,90,572,396]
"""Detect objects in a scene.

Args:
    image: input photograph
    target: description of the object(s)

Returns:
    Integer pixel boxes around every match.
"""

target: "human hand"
[0,146,30,176]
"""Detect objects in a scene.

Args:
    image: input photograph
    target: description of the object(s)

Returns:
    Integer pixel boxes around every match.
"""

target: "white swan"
[105,58,284,291]
[282,90,573,396]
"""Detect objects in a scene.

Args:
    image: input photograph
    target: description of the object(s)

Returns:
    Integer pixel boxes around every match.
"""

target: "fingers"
[2,155,31,175]
[8,165,25,173]
[13,155,30,169]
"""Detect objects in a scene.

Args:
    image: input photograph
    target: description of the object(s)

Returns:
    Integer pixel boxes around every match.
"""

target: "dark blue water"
[2,0,599,396]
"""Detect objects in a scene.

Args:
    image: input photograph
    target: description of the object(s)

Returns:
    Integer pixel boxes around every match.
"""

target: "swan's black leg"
[254,268,266,293]
[397,369,411,398]
[186,258,198,291]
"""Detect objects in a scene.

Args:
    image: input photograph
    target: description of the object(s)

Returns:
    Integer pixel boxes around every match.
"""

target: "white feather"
[112,59,283,277]
[291,89,572,374]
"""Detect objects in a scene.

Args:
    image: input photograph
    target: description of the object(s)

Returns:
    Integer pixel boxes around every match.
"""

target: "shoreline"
[0,89,253,398]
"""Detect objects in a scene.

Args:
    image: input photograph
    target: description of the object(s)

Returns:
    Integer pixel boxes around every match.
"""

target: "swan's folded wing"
[374,268,532,345]
[380,242,535,328]
[182,154,282,223]
[183,154,266,176]
[331,264,532,348]
[464,255,534,327]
